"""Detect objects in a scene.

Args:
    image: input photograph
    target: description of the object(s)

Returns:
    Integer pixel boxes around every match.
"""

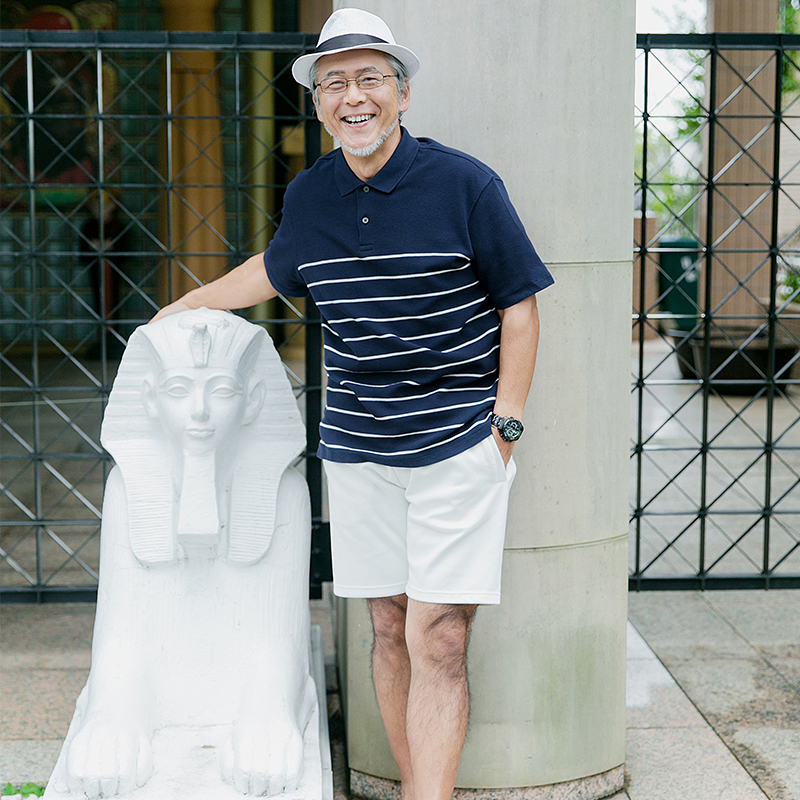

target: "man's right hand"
[149,295,199,324]
[148,253,277,324]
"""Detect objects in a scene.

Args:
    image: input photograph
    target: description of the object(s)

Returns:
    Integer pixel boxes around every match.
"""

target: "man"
[152,8,554,800]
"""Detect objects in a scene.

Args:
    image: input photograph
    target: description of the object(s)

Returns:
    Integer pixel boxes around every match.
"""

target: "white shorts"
[323,436,517,605]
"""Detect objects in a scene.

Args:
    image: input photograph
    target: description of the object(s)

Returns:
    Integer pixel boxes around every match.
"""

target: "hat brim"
[292,43,420,90]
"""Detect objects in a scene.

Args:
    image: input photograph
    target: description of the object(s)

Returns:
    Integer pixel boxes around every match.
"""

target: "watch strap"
[491,414,524,441]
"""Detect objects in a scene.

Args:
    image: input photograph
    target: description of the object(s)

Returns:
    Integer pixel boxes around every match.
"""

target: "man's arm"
[150,253,278,323]
[492,294,541,464]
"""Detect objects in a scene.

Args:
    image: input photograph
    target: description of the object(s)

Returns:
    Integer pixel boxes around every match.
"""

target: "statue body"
[44,310,321,799]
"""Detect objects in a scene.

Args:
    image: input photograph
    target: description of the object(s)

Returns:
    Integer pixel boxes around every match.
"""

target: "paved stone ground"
[626,589,800,800]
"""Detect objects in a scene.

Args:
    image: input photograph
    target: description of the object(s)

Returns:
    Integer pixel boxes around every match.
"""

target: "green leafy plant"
[635,129,702,237]
[636,4,705,234]
[2,784,44,797]
[778,258,800,302]
[783,0,800,94]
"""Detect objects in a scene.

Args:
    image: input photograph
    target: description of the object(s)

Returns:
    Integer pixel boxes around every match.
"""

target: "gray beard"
[325,116,400,158]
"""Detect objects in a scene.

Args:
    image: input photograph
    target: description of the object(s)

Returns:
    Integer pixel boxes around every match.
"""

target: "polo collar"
[334,127,419,196]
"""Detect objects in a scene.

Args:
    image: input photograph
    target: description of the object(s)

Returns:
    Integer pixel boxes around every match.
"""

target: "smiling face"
[313,49,410,180]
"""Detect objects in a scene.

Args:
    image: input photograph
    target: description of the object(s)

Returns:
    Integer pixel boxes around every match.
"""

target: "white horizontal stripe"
[307,262,471,289]
[324,322,461,344]
[326,381,496,402]
[320,420,463,439]
[327,398,491,421]
[298,251,470,272]
[442,325,499,354]
[316,281,480,307]
[326,345,499,375]
[324,343,430,362]
[320,415,489,457]
[325,296,485,325]
[337,378,423,388]
[333,370,494,389]
[324,307,495,344]
[327,324,462,344]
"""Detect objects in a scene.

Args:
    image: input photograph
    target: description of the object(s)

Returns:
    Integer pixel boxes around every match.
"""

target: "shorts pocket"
[482,435,509,483]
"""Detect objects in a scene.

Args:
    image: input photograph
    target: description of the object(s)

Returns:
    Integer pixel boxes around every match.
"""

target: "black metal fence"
[14,30,800,598]
[633,33,800,589]
[0,30,331,601]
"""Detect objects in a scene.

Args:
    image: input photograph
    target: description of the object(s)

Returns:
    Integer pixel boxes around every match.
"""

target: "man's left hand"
[491,426,515,466]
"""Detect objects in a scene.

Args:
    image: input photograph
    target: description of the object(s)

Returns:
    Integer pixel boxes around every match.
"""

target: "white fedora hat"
[292,8,420,90]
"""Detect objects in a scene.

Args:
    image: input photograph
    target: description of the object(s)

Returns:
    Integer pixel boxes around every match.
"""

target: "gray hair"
[310,52,409,118]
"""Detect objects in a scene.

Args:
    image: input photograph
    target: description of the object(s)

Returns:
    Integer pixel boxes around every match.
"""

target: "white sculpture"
[45,309,319,799]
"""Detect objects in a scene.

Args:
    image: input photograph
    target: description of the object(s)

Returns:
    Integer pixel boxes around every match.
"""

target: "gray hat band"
[314,33,389,54]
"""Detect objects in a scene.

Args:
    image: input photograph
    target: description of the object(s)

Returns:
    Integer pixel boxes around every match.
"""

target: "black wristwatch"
[491,414,524,442]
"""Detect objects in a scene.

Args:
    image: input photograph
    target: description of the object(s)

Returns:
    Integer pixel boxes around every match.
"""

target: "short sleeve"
[263,212,310,298]
[468,177,554,309]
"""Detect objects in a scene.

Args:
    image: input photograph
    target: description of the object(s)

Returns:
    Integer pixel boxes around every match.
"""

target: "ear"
[141,378,158,419]
[312,91,323,122]
[400,79,411,114]
[243,380,265,426]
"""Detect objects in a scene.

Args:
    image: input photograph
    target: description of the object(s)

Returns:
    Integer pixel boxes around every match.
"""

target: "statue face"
[149,367,248,454]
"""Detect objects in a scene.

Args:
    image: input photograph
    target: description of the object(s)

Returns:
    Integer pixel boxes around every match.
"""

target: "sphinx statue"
[44,309,320,799]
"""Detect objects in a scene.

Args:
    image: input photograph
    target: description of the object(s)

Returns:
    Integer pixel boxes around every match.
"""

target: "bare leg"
[405,599,476,800]
[368,595,415,799]
[368,595,477,800]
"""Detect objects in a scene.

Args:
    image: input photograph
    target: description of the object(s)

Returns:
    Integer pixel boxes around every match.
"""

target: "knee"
[368,595,408,653]
[407,605,476,677]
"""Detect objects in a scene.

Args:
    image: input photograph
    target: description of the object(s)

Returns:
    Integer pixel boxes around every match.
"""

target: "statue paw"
[66,716,153,798]
[221,716,305,796]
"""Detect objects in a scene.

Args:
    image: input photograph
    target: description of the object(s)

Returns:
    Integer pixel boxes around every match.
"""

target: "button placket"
[357,184,374,251]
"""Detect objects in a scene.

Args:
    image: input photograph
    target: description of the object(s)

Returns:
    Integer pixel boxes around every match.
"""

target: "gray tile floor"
[626,590,800,800]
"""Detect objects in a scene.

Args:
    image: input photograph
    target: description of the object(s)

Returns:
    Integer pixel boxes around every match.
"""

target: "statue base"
[44,626,333,800]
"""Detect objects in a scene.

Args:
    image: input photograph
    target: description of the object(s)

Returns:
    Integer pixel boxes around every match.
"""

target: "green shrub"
[2,784,44,797]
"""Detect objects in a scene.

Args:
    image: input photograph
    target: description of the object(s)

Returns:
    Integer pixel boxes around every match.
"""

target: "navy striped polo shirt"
[264,129,553,467]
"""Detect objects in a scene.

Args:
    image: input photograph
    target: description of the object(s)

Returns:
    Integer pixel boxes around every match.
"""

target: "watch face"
[501,417,523,441]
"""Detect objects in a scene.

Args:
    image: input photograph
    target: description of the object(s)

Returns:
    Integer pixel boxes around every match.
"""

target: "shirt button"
[362,216,369,224]
[363,186,370,192]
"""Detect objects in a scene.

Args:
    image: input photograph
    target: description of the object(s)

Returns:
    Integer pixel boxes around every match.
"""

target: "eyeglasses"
[315,74,396,94]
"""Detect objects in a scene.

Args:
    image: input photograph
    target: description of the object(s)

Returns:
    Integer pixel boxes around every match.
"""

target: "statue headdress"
[101,309,306,566]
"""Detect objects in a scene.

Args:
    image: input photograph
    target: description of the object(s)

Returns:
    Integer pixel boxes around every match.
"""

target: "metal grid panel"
[0,30,329,601]
[633,33,800,589]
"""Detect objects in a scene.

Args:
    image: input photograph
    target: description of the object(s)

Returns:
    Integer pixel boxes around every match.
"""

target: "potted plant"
[775,256,800,345]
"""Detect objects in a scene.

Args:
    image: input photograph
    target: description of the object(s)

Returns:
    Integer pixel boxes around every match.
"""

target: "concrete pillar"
[158,0,228,305]
[334,0,634,797]
[705,0,778,316]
